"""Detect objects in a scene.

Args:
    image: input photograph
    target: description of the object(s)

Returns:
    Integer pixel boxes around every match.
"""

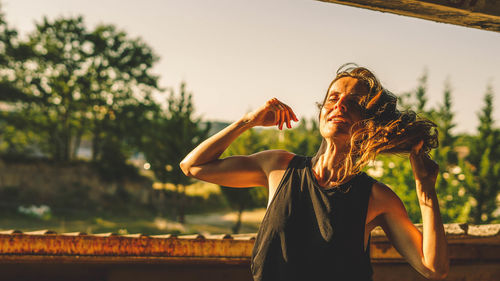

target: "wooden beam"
[317,0,500,32]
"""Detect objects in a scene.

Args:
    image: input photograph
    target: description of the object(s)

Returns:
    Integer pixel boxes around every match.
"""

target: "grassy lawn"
[0,208,267,235]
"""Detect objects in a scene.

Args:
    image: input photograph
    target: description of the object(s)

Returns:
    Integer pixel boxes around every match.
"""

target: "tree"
[0,15,160,184]
[415,70,428,114]
[280,118,322,157]
[431,80,468,222]
[464,86,500,223]
[0,4,39,156]
[377,70,434,222]
[373,154,422,222]
[141,82,210,222]
[220,128,269,234]
[84,23,160,168]
[259,117,322,157]
[11,17,95,161]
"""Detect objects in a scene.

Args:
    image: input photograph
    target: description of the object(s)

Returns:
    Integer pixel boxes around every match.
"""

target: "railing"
[0,223,499,281]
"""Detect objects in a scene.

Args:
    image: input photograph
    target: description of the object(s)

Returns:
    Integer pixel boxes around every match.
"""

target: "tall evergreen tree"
[431,79,467,222]
[379,69,434,222]
[398,69,429,115]
[465,86,500,223]
[375,154,422,222]
[415,69,428,114]
[141,82,210,222]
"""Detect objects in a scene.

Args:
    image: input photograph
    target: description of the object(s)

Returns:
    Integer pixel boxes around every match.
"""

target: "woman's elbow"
[426,271,448,281]
[424,264,449,280]
[179,160,194,177]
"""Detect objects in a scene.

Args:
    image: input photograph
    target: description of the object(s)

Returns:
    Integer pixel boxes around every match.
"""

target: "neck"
[312,137,352,187]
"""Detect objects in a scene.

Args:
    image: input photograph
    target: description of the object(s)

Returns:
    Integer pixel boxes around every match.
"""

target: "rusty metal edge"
[0,254,251,265]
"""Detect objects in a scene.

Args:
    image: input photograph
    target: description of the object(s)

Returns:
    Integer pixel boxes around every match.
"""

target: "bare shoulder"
[371,181,399,202]
[368,181,408,227]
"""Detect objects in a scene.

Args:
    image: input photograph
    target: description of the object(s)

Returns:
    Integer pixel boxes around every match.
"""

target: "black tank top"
[251,155,375,281]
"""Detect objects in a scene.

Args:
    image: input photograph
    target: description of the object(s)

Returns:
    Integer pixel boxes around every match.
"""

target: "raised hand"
[245,98,299,130]
[410,140,439,191]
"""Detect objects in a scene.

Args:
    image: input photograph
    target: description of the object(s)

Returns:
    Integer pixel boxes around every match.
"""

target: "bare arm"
[374,143,449,280]
[179,98,298,188]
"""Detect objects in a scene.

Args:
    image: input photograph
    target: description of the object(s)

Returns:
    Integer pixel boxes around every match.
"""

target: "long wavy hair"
[317,64,438,184]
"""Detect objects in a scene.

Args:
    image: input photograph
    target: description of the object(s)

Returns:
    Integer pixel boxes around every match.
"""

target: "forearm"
[416,181,449,278]
[180,116,253,175]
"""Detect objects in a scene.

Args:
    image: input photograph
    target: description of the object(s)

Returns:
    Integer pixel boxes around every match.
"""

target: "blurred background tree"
[259,117,321,157]
[0,16,159,167]
[0,14,163,219]
[428,80,468,222]
[140,82,210,223]
[0,3,499,235]
[0,4,39,156]
[376,71,434,222]
[374,72,480,223]
[462,87,500,223]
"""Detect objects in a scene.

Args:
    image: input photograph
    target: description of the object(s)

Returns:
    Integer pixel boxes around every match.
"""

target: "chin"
[320,127,351,139]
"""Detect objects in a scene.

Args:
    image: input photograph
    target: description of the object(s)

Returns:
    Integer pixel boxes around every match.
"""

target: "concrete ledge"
[0,224,499,281]
[0,224,498,262]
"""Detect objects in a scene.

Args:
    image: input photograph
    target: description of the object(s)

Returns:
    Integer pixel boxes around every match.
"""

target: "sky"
[3,0,500,133]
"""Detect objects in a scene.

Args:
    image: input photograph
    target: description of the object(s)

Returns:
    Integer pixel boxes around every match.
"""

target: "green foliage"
[140,82,210,221]
[463,87,500,223]
[429,80,468,223]
[375,72,470,223]
[374,71,435,222]
[142,82,210,186]
[369,155,421,222]
[390,78,500,224]
[415,70,429,114]
[259,118,322,157]
[1,4,498,226]
[0,6,37,156]
[0,15,160,174]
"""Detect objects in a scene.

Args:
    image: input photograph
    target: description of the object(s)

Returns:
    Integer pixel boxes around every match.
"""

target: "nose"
[334,96,348,112]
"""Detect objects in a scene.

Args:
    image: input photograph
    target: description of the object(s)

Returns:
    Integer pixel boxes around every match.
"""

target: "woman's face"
[319,77,367,139]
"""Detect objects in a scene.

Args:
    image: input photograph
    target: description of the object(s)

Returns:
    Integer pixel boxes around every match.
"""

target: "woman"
[180,65,449,281]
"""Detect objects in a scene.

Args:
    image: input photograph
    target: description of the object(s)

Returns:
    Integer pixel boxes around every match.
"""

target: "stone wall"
[0,159,154,209]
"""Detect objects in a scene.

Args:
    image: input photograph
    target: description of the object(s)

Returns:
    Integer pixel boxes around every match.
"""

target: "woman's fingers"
[284,104,299,122]
[267,98,298,129]
[285,110,291,129]
[273,105,281,126]
[273,100,285,130]
[409,141,439,183]
[280,109,286,130]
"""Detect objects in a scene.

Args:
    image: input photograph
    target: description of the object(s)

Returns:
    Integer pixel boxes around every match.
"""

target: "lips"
[327,115,350,124]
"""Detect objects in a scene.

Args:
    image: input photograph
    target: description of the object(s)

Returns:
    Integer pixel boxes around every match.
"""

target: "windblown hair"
[319,63,438,184]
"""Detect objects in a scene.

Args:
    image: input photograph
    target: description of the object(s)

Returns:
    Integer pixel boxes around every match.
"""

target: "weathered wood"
[0,224,499,262]
[317,0,500,32]
[0,225,499,281]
